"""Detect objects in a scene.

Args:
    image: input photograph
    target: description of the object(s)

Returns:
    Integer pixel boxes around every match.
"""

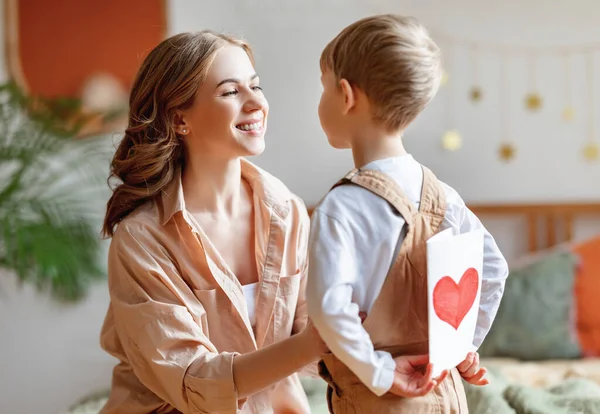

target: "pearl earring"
[182,128,187,134]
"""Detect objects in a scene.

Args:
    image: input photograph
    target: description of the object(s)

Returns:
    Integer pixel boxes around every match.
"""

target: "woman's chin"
[241,137,266,157]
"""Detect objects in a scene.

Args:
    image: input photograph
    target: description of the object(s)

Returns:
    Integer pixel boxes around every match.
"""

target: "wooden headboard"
[308,202,600,253]
[468,202,600,253]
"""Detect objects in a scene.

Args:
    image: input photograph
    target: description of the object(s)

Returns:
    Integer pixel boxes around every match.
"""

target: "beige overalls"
[318,166,469,414]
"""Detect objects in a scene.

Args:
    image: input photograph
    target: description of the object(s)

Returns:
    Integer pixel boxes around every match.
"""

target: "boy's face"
[318,70,351,149]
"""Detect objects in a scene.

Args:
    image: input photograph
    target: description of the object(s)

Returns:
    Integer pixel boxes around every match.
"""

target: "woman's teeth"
[237,122,262,131]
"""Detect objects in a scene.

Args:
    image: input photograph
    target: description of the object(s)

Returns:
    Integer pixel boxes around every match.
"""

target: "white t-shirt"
[306,155,509,396]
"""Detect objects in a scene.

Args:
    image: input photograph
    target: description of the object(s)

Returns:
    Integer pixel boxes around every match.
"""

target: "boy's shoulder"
[436,179,467,210]
[314,174,470,223]
[314,180,401,224]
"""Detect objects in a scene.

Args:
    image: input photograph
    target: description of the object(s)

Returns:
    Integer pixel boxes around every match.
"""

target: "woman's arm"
[233,323,322,397]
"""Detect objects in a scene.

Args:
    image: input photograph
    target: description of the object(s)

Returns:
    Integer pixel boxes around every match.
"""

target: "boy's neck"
[350,129,408,169]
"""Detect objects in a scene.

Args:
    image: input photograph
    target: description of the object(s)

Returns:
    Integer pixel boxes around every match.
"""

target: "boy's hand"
[457,352,489,386]
[388,354,448,398]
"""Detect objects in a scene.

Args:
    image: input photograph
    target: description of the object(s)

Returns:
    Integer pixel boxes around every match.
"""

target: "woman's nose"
[242,91,267,113]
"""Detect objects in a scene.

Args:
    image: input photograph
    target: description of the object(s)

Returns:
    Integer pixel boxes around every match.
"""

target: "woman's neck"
[182,153,244,218]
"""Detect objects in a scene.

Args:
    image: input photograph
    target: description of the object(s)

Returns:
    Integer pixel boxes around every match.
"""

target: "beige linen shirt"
[99,159,315,414]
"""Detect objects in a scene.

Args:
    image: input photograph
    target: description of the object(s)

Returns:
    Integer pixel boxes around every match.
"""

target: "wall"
[221,0,600,206]
[1,0,600,412]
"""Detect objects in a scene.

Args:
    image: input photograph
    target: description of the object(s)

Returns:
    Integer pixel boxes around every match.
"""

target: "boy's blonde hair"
[320,14,442,132]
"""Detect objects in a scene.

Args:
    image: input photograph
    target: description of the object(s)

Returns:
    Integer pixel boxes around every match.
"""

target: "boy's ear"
[339,78,356,115]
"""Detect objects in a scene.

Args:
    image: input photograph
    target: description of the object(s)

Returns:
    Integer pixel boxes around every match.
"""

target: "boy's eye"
[251,85,263,92]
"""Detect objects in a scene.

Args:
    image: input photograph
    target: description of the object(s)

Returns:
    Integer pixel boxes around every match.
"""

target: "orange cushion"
[573,237,600,356]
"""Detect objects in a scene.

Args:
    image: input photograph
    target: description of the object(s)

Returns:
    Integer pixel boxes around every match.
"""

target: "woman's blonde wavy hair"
[102,31,253,237]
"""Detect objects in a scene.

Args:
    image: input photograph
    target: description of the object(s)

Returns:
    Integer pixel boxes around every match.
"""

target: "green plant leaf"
[0,82,109,302]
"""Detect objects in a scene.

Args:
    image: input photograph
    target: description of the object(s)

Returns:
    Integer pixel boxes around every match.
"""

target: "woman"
[99,31,323,413]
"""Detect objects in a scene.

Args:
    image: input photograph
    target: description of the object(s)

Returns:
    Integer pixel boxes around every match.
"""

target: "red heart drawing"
[433,268,479,330]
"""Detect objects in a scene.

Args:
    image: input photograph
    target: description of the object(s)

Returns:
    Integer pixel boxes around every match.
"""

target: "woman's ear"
[339,78,356,115]
[173,112,190,136]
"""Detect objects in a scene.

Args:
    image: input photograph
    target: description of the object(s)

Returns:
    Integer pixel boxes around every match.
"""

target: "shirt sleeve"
[306,210,395,396]
[106,222,245,414]
[454,202,510,348]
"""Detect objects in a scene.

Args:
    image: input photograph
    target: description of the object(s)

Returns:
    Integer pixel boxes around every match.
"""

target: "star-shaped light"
[562,106,575,122]
[525,93,542,111]
[583,142,599,161]
[470,86,483,102]
[498,143,516,161]
[442,130,462,151]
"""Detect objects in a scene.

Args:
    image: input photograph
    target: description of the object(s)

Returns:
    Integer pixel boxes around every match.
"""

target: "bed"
[459,202,600,413]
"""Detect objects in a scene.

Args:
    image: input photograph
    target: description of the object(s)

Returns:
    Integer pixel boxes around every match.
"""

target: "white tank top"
[242,282,259,327]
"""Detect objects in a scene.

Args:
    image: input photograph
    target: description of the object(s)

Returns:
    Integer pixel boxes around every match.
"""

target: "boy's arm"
[306,210,396,397]
[461,207,510,348]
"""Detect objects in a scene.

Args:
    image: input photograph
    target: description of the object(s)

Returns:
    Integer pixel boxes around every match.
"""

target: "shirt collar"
[160,158,293,225]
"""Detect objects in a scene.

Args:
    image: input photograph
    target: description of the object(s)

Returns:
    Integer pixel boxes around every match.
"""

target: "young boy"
[306,14,509,413]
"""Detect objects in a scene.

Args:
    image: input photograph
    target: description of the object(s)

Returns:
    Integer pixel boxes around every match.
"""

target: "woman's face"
[180,45,268,159]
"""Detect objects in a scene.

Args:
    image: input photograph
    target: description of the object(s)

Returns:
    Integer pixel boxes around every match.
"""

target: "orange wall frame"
[5,0,166,98]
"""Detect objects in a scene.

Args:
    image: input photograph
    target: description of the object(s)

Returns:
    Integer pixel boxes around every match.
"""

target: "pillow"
[573,236,600,357]
[508,241,573,269]
[479,250,581,360]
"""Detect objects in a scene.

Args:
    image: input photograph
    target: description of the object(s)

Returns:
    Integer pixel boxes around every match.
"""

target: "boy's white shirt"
[306,155,509,396]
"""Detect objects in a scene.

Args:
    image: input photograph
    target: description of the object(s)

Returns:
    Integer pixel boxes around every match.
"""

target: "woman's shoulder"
[248,162,292,196]
[245,160,308,216]
[111,201,162,244]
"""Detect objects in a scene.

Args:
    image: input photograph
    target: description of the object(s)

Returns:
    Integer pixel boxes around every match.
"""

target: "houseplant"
[0,82,114,301]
